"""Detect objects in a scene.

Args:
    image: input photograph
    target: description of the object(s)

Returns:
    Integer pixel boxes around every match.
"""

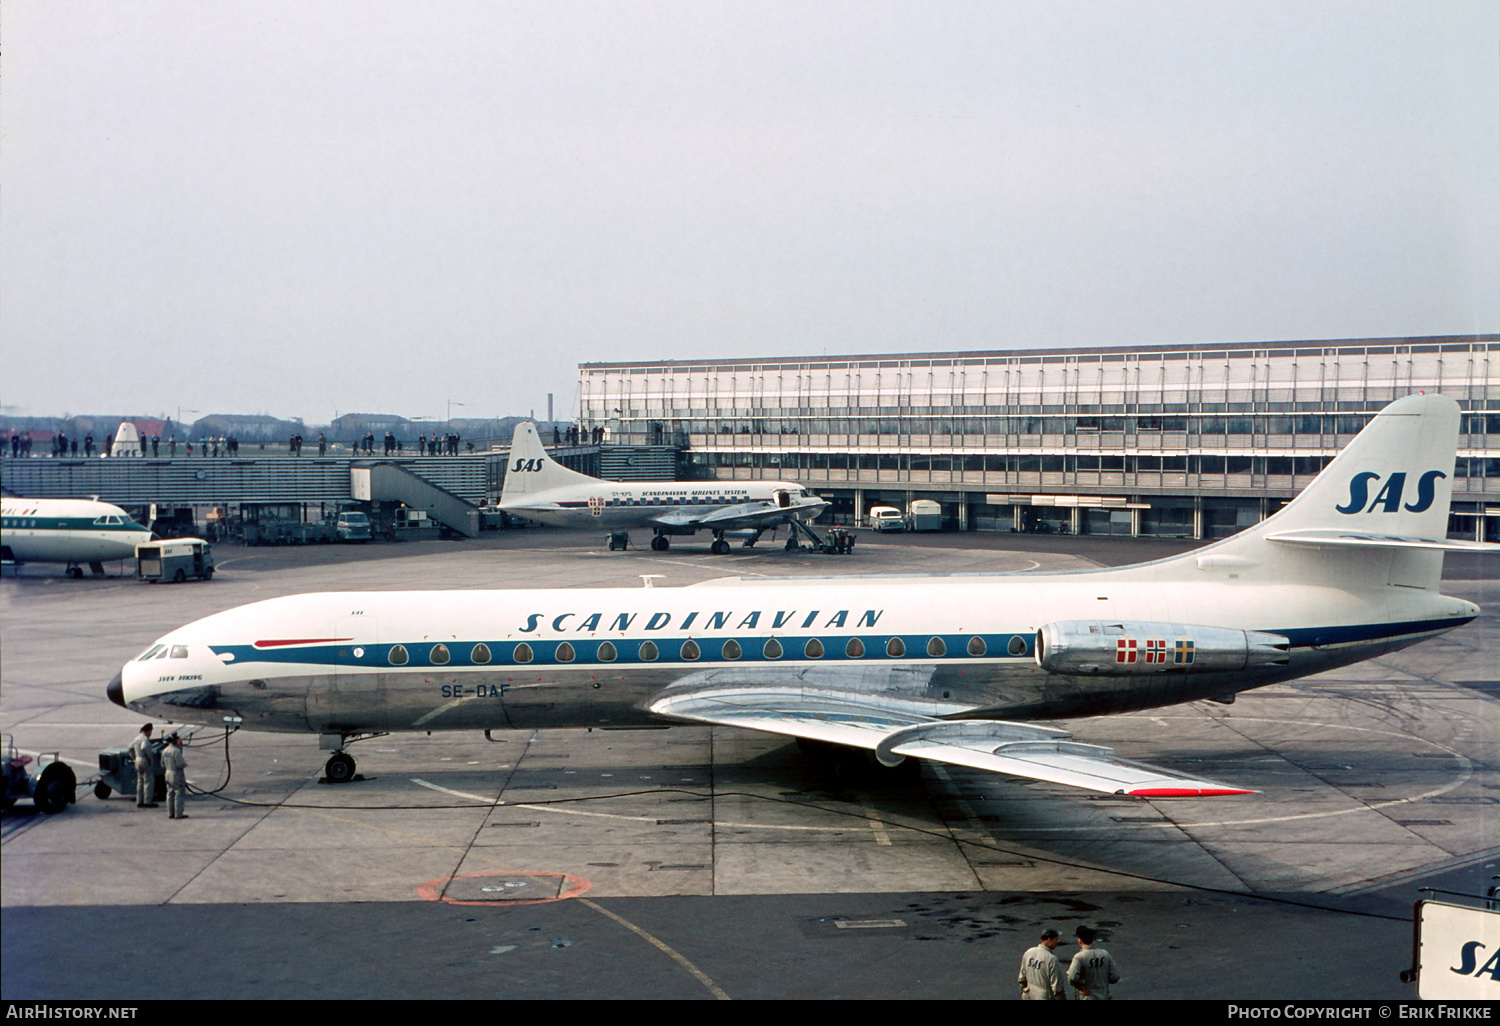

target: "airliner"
[2,497,152,577]
[498,421,829,552]
[109,394,1494,794]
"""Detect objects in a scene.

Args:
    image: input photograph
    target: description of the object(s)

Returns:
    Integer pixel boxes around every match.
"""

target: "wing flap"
[649,685,1253,797]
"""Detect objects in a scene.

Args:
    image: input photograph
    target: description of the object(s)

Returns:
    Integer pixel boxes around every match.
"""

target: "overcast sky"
[2,1,1496,426]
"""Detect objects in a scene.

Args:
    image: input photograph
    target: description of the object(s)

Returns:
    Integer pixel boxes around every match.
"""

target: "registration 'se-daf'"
[111,394,1494,793]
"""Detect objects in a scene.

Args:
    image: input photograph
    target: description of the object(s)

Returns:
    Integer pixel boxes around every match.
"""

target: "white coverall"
[129,731,155,806]
[162,742,188,819]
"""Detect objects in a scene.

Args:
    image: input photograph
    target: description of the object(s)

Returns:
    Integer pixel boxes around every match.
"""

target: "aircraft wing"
[650,497,830,531]
[648,675,1254,797]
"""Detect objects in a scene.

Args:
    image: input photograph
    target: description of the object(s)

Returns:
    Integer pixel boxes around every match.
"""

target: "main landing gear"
[65,561,107,579]
[709,529,763,554]
[651,533,671,551]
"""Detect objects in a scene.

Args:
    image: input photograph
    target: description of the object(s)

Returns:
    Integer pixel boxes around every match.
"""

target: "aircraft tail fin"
[499,422,598,501]
[1188,393,1466,589]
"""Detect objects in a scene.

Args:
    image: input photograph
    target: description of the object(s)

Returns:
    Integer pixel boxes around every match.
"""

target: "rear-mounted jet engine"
[1035,621,1289,675]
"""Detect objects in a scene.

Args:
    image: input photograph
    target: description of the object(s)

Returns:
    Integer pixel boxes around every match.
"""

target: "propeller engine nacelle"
[1035,620,1289,675]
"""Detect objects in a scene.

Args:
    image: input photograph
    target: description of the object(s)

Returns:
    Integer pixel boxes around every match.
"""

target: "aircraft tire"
[34,763,76,814]
[325,752,356,784]
[712,540,730,555]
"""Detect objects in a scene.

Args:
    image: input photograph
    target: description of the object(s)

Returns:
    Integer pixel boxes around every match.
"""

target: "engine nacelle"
[1035,620,1289,676]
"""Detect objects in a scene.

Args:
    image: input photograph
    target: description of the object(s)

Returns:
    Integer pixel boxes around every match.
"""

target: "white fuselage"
[2,498,152,565]
[505,481,816,531]
[111,564,1478,736]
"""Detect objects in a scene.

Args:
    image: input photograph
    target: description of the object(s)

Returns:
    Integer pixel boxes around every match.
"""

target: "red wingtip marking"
[1127,787,1257,797]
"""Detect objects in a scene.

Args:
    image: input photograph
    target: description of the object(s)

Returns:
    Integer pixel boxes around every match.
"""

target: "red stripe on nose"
[253,638,353,648]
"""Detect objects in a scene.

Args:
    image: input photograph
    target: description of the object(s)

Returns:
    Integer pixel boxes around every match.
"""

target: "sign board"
[1415,900,1500,1001]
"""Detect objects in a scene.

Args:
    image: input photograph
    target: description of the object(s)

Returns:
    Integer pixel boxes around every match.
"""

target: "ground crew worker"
[129,723,156,808]
[162,734,188,819]
[1018,928,1067,1000]
[1068,925,1121,1000]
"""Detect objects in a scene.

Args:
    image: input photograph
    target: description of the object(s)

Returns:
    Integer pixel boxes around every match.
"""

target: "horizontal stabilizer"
[649,685,1253,797]
[1266,529,1500,553]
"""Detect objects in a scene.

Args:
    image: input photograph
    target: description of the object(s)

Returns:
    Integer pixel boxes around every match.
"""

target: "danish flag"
[1116,638,1137,664]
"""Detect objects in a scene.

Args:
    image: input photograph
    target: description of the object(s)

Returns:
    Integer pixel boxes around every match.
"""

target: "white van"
[867,506,905,531]
[907,499,942,531]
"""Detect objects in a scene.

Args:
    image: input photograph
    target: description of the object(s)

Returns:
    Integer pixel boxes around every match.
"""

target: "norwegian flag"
[1144,638,1168,664]
[1116,638,1137,664]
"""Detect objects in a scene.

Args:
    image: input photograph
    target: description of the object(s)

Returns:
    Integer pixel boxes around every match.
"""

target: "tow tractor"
[95,725,199,802]
[2,734,78,814]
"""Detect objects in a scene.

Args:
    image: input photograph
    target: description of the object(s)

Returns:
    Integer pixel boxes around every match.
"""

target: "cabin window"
[514,643,534,664]
[722,639,742,660]
[389,645,409,666]
[430,644,450,665]
[886,637,906,657]
[968,636,987,656]
[639,640,659,661]
[1008,635,1028,656]
[557,642,575,662]
[846,638,865,658]
[170,645,189,659]
[598,641,617,662]
[763,638,783,659]
[138,645,165,661]
[927,637,946,657]
[471,644,492,664]
[804,638,824,658]
[681,639,701,660]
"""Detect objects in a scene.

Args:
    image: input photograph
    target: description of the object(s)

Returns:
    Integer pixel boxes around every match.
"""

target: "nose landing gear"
[319,732,385,784]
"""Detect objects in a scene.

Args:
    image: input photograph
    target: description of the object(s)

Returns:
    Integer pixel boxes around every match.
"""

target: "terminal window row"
[688,452,1500,479]
[600,413,1499,437]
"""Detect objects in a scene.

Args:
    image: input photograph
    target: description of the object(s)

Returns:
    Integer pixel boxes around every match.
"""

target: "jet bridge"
[350,462,481,538]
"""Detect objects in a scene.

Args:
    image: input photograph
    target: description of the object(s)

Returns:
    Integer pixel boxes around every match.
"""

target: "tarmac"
[1,527,1496,1000]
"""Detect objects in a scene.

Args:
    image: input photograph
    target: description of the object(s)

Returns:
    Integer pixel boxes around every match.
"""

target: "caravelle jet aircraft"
[110,394,1495,794]
[2,497,152,577]
[498,421,828,552]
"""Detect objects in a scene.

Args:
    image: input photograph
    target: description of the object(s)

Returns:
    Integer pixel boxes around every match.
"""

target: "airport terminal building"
[579,335,1499,540]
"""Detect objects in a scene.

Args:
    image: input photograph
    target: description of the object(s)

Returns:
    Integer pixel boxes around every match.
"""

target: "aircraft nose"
[107,670,125,708]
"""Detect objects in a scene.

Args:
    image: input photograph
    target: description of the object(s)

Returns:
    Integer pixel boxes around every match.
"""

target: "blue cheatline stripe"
[2,516,144,531]
[207,633,1036,669]
[1267,617,1472,648]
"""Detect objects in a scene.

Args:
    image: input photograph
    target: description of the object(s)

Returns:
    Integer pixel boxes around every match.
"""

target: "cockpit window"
[137,645,165,661]
[170,646,189,659]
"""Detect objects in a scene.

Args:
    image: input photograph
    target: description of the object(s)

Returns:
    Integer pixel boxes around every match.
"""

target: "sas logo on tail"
[511,458,546,473]
[1336,470,1446,514]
